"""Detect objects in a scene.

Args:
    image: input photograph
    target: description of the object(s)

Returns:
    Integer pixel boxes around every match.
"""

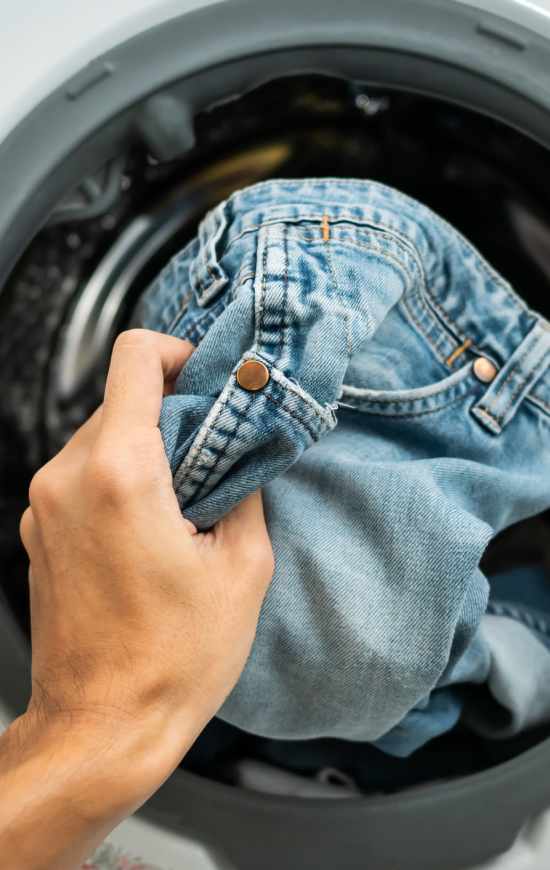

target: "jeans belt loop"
[193,200,229,306]
[471,319,550,435]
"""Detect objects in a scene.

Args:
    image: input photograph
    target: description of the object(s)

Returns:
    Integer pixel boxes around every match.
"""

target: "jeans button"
[473,357,497,383]
[236,359,270,391]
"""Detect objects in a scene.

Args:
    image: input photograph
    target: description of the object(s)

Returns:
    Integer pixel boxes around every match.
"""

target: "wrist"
[2,705,195,821]
[0,712,148,870]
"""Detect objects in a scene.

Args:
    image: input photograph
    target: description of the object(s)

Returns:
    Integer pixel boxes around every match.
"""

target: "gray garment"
[466,614,550,739]
[231,758,358,799]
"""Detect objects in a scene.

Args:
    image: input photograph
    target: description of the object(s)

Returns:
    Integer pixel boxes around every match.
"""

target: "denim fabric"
[183,711,483,795]
[376,565,550,755]
[140,178,550,746]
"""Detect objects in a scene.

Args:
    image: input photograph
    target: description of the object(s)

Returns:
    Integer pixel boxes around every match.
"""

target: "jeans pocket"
[339,360,477,417]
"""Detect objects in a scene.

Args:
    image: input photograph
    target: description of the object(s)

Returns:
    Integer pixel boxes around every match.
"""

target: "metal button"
[236,359,270,391]
[473,357,498,384]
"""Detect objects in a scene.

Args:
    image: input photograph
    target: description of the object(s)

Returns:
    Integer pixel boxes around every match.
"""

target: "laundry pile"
[139,178,550,792]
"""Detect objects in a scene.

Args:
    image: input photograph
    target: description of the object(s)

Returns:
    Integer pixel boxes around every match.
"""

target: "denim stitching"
[191,387,255,502]
[255,229,269,352]
[478,345,550,428]
[306,233,457,365]
[196,267,254,311]
[166,287,194,334]
[496,347,550,425]
[401,293,456,367]
[222,177,528,308]
[204,215,409,257]
[196,443,226,459]
[341,364,473,405]
[194,383,252,499]
[175,383,239,499]
[323,225,353,358]
[198,187,530,367]
[473,406,501,433]
[346,391,473,419]
[198,213,458,369]
[261,389,324,441]
[526,394,550,416]
[267,367,336,424]
[202,424,248,441]
[422,286,473,349]
[486,328,540,406]
[280,224,289,364]
[255,227,290,363]
[182,319,211,345]
[178,299,227,343]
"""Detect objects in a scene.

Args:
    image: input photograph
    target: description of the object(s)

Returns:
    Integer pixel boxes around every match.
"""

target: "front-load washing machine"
[2,2,550,868]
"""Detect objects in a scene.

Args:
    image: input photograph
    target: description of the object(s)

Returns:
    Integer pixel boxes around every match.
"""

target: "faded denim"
[140,178,550,748]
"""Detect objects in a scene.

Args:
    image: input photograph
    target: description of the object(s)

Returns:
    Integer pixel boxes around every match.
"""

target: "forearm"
[0,711,191,870]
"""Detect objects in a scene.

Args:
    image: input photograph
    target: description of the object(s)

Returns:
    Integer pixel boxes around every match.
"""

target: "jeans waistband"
[190,178,550,418]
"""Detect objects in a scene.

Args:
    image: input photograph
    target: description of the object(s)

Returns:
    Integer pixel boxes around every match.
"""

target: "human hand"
[18,328,274,801]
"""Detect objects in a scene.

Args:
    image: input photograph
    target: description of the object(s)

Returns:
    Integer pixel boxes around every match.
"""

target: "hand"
[17,328,274,803]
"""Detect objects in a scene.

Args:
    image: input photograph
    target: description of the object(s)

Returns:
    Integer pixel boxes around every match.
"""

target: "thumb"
[213,490,274,585]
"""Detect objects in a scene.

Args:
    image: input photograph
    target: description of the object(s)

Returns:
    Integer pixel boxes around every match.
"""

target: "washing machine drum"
[3,1,550,868]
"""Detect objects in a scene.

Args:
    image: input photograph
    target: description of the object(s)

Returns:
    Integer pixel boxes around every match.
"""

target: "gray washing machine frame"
[2,1,550,868]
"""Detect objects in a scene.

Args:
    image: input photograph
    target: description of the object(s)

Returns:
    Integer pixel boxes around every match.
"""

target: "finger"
[101,330,194,435]
[19,506,35,554]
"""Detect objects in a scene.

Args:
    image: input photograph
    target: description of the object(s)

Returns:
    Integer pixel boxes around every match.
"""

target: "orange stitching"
[321,214,330,242]
[446,338,472,367]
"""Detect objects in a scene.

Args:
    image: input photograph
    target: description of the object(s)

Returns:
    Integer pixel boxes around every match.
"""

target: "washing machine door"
[3,2,550,869]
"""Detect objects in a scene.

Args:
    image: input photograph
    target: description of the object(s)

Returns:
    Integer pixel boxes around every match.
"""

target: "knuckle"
[19,507,35,549]
[113,328,155,351]
[86,450,136,504]
[28,465,61,510]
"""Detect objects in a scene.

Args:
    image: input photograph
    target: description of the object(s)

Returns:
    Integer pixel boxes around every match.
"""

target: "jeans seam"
[190,386,254,503]
[205,214,408,257]
[223,177,528,311]
[401,295,454,367]
[198,215,457,369]
[526,393,550,416]
[311,235,456,366]
[473,406,500,431]
[166,287,194,334]
[341,362,472,404]
[479,346,550,427]
[497,347,550,424]
[255,229,267,351]
[346,391,472,418]
[261,389,323,440]
[324,226,353,358]
[175,383,237,499]
[178,299,227,342]
[279,225,289,364]
[486,329,540,406]
[421,286,472,351]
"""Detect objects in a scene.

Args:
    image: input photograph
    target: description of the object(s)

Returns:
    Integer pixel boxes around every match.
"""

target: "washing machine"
[2,1,550,868]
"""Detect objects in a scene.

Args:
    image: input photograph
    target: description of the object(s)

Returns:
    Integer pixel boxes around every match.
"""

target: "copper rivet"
[473,357,498,384]
[236,359,270,391]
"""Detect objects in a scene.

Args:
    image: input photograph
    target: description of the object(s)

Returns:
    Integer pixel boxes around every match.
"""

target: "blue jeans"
[376,565,550,756]
[140,178,550,751]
